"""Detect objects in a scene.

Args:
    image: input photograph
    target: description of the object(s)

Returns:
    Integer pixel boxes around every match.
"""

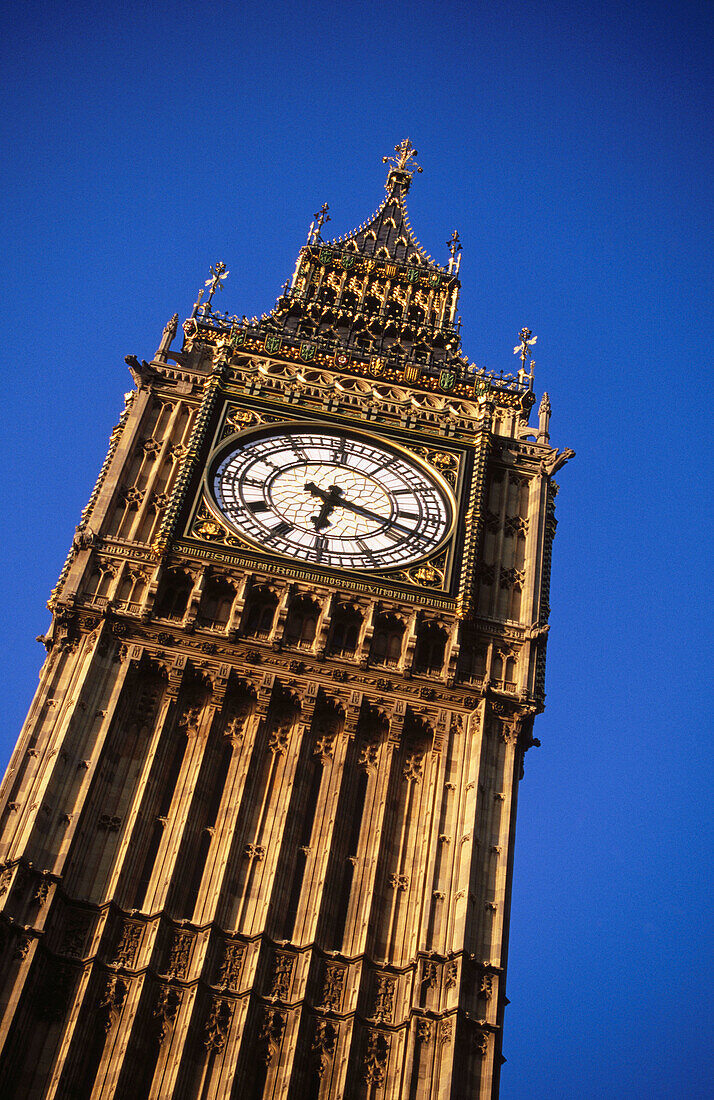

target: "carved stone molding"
[99,975,129,1033]
[153,984,182,1045]
[445,961,458,988]
[114,920,142,968]
[438,1018,453,1045]
[204,997,234,1053]
[363,1028,390,1087]
[402,751,424,783]
[165,929,193,979]
[312,1019,338,1079]
[217,941,245,990]
[259,1006,286,1065]
[421,960,438,989]
[59,912,92,959]
[270,952,294,1001]
[320,963,345,1011]
[371,974,396,1023]
[416,1019,432,1043]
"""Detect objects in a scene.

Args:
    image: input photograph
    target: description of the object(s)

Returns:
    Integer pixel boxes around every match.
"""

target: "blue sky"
[1,2,712,1096]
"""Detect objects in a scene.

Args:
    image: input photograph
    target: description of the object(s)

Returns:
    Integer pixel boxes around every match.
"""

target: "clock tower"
[0,141,572,1098]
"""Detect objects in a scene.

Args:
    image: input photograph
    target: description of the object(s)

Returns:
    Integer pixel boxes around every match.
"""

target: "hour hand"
[305,481,343,530]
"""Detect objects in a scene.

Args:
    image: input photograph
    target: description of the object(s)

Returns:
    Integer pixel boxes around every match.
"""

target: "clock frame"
[204,421,456,575]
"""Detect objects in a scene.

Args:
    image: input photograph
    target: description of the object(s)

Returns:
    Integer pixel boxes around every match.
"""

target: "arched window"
[200,576,236,629]
[413,622,447,675]
[283,596,319,648]
[116,573,134,604]
[329,605,362,657]
[242,587,278,638]
[154,570,193,621]
[370,614,405,667]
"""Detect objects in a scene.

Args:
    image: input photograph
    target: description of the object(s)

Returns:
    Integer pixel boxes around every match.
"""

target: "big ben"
[0,140,572,1098]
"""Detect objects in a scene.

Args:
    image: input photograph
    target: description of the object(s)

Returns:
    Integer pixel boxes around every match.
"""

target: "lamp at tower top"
[382,138,423,192]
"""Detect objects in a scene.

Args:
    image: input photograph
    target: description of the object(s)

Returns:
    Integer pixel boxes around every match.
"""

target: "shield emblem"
[439,369,456,391]
[429,273,441,288]
[300,342,316,362]
[335,352,349,368]
[475,379,489,397]
[370,356,385,375]
[341,253,355,269]
[319,248,332,264]
[384,264,397,278]
[404,364,420,383]
[407,268,419,283]
[229,325,244,348]
[264,334,281,355]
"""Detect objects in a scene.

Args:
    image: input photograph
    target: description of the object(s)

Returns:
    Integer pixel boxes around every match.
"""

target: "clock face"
[209,423,454,572]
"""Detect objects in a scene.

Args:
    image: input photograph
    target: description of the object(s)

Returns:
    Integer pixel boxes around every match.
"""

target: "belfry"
[0,140,572,1098]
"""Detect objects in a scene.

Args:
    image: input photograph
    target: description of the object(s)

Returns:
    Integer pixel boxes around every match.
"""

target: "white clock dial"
[210,424,453,572]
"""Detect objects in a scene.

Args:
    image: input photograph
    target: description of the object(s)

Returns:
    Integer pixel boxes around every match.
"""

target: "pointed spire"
[154,312,178,361]
[538,392,552,443]
[382,138,423,193]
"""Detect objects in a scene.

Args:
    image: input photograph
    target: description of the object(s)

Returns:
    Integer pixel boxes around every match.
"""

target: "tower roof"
[322,139,446,273]
[188,141,526,400]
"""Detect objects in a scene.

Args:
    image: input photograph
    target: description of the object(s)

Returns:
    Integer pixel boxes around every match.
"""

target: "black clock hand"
[326,493,425,540]
[305,482,344,530]
[306,482,425,540]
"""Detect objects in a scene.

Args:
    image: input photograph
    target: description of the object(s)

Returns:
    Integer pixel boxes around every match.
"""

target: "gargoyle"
[124,355,160,389]
[540,447,575,477]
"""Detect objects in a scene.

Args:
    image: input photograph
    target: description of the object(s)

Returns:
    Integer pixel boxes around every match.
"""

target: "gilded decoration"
[190,501,248,548]
[415,446,460,488]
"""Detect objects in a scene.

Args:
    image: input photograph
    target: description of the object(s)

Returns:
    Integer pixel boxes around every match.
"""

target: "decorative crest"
[513,327,537,389]
[447,230,462,276]
[307,203,330,245]
[382,138,423,192]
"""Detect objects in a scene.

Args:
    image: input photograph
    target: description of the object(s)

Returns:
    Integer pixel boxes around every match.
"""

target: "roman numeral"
[355,539,377,563]
[332,439,346,464]
[265,521,293,541]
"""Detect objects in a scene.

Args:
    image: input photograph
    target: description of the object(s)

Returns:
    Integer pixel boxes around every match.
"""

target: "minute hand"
[338,496,424,539]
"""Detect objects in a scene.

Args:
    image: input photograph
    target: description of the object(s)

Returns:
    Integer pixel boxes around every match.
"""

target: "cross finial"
[382,138,423,191]
[193,261,229,316]
[447,230,462,275]
[513,327,537,389]
[307,202,331,245]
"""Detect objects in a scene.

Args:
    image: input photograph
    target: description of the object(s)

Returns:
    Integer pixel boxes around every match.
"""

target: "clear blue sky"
[2,2,712,1096]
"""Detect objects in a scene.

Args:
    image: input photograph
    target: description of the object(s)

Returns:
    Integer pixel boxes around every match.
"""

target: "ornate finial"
[308,203,330,245]
[154,312,179,361]
[447,230,462,275]
[537,391,551,443]
[513,327,537,390]
[204,262,229,308]
[382,138,423,192]
[192,261,229,316]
